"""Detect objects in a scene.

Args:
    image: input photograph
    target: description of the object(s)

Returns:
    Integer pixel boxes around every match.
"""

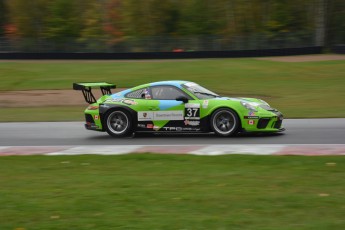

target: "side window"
[151,86,190,100]
[126,88,147,99]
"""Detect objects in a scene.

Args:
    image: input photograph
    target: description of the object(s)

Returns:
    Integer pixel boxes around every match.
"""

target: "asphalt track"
[0,119,344,146]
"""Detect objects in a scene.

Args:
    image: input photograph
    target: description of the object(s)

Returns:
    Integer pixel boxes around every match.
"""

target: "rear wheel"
[211,108,239,137]
[105,110,133,137]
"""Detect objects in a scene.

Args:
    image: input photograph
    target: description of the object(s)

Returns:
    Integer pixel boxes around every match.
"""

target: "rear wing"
[73,82,116,104]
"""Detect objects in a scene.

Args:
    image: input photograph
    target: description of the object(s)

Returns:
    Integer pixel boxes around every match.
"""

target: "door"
[136,85,200,132]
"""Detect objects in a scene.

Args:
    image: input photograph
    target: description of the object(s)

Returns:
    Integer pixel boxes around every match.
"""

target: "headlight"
[240,101,257,111]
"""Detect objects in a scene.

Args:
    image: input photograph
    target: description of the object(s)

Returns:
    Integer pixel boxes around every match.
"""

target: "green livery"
[73,80,284,137]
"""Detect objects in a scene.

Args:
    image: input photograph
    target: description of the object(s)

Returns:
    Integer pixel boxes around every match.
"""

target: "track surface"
[0,119,344,146]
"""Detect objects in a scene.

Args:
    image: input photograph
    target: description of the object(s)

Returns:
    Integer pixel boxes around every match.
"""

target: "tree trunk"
[315,0,326,46]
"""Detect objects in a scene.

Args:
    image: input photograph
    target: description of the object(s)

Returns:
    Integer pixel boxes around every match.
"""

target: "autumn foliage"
[0,0,344,52]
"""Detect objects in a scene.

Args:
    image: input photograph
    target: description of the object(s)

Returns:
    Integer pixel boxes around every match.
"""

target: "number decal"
[184,103,200,120]
[186,108,198,117]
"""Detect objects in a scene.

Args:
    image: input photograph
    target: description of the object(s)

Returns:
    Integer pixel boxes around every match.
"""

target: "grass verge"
[1,58,345,120]
[0,106,85,122]
[1,154,344,229]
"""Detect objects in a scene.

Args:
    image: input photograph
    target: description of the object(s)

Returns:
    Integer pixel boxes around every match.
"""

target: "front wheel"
[210,108,239,137]
[105,110,133,137]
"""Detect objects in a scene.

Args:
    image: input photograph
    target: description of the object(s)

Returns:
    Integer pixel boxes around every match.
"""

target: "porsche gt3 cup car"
[73,81,284,137]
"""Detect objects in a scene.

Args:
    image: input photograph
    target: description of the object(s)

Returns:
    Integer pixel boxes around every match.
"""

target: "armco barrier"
[0,46,322,60]
[332,45,345,54]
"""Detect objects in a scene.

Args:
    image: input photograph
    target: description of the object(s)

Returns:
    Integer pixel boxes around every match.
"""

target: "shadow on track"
[88,132,285,140]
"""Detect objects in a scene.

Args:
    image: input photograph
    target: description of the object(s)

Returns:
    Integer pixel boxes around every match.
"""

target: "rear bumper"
[85,123,99,130]
[84,113,103,131]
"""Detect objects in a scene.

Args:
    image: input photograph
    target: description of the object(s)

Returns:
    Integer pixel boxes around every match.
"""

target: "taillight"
[87,105,99,110]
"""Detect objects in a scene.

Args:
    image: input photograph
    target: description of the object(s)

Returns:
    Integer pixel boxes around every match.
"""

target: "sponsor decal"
[154,111,184,121]
[161,127,183,131]
[105,98,122,103]
[248,120,255,125]
[185,116,200,120]
[122,99,138,105]
[105,98,138,105]
[100,104,109,108]
[94,115,99,120]
[139,111,184,121]
[146,124,153,129]
[137,124,146,128]
[248,111,256,116]
[185,103,200,108]
[138,111,154,121]
[161,127,199,131]
[87,122,99,129]
[202,100,209,109]
[182,127,201,131]
[162,127,178,131]
[244,116,259,119]
[104,98,138,105]
[184,120,200,126]
[153,125,160,131]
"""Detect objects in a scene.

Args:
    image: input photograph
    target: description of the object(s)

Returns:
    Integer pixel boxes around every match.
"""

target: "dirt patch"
[2,54,343,108]
[257,54,345,62]
[0,89,125,107]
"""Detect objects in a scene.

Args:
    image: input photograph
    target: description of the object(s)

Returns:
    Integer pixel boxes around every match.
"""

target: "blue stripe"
[158,100,183,110]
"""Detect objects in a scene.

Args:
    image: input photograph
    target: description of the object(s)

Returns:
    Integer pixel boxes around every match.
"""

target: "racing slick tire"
[105,110,133,137]
[210,108,239,137]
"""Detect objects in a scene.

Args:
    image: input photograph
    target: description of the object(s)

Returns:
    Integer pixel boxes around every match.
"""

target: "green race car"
[73,80,284,137]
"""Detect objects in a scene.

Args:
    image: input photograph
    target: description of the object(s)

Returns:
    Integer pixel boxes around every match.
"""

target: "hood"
[213,96,268,105]
[212,96,275,111]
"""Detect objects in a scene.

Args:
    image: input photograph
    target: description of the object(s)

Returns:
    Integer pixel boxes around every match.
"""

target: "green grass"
[0,106,85,122]
[0,154,344,229]
[1,58,345,120]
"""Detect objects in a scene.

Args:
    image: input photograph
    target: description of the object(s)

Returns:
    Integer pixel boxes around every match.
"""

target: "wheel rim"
[107,111,129,135]
[213,110,236,135]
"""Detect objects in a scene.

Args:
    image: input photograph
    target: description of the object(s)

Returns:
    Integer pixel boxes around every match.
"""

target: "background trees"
[0,0,343,52]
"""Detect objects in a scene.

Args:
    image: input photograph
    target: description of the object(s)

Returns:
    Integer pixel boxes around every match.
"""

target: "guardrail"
[0,47,322,59]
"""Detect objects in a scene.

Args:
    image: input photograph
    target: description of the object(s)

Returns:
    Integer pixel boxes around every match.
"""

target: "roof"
[149,80,190,87]
[111,80,193,98]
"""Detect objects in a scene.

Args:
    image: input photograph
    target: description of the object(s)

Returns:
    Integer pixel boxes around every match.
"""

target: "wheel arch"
[100,105,137,131]
[208,106,242,126]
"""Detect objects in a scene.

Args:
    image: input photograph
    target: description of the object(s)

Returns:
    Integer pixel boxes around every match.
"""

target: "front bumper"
[257,116,283,129]
[242,110,284,132]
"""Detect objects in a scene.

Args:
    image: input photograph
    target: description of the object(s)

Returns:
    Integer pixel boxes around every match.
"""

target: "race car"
[73,80,284,137]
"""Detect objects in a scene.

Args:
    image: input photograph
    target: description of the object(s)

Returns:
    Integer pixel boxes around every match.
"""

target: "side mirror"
[176,96,188,103]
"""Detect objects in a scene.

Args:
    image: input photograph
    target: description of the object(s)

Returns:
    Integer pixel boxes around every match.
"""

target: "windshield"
[183,82,219,99]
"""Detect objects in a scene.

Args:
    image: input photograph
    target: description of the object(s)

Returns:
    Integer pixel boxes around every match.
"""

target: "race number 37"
[186,108,198,117]
[185,103,200,119]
